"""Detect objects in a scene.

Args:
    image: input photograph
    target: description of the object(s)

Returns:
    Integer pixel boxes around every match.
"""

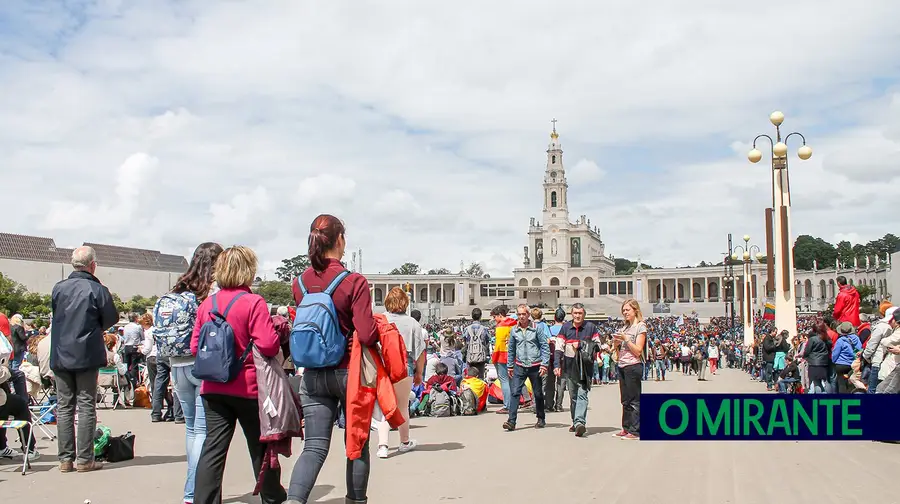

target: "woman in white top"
[612,299,647,440]
[376,287,425,459]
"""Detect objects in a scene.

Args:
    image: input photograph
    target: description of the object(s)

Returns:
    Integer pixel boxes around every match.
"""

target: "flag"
[763,302,775,321]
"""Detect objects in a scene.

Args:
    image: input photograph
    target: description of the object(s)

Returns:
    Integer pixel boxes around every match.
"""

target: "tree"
[276,254,310,282]
[792,234,837,271]
[255,281,294,306]
[614,258,653,275]
[426,268,451,275]
[111,293,127,314]
[0,273,52,317]
[465,262,484,277]
[389,263,421,275]
[836,241,854,268]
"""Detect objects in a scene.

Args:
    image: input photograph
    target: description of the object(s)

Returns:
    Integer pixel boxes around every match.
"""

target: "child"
[776,355,800,393]
[460,367,488,413]
[425,362,457,395]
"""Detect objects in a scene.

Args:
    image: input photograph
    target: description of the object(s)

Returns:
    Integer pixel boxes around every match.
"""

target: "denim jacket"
[507,323,550,369]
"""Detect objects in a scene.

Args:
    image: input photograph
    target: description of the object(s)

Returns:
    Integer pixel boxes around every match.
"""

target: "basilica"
[364,124,896,322]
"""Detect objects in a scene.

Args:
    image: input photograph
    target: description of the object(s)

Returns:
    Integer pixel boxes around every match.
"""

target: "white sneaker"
[0,446,21,459]
[25,450,41,462]
[398,440,417,453]
[376,445,389,459]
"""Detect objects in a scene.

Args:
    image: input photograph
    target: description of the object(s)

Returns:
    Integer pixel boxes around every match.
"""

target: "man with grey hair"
[50,246,118,473]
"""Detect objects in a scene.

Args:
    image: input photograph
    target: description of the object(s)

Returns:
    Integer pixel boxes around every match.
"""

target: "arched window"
[550,191,557,207]
[552,155,556,164]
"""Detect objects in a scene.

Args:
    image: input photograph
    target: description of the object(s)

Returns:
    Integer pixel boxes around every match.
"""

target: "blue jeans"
[765,363,775,388]
[495,363,511,410]
[642,363,650,380]
[655,360,666,380]
[288,368,369,503]
[777,378,799,393]
[152,357,182,421]
[172,365,206,503]
[508,365,545,425]
[867,365,880,394]
[566,378,590,427]
[601,364,609,384]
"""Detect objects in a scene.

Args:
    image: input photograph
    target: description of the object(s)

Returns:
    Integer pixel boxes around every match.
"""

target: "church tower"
[542,119,568,224]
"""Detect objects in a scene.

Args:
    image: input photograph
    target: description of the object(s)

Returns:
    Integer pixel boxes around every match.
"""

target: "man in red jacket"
[833,276,861,328]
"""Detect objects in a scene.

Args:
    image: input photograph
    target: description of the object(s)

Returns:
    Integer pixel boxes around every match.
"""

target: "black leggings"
[834,364,853,394]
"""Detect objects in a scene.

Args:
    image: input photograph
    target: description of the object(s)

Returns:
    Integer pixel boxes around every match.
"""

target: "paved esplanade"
[2,370,893,503]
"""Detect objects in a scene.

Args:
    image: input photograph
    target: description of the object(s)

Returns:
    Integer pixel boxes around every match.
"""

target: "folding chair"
[0,420,34,475]
[28,376,57,441]
[98,367,127,410]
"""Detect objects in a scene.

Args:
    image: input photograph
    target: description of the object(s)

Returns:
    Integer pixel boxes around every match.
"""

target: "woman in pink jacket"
[190,246,286,504]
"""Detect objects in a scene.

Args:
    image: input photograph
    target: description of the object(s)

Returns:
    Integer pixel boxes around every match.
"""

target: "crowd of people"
[1,212,893,503]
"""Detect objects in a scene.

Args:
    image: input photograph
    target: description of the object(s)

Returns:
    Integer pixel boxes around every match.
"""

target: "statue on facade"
[524,246,530,267]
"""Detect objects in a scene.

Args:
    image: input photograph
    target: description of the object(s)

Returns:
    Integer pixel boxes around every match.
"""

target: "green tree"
[426,268,451,275]
[111,293,127,314]
[0,273,52,316]
[836,241,854,268]
[465,262,484,277]
[275,254,310,282]
[614,258,653,275]
[792,235,836,271]
[254,281,294,306]
[390,263,420,275]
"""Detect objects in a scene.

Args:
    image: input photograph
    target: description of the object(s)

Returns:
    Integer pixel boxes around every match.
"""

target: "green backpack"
[94,425,112,457]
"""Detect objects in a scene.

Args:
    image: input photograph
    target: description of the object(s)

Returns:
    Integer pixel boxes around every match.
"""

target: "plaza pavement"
[1,368,896,504]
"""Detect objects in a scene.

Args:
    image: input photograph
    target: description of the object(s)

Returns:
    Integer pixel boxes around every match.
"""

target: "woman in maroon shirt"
[191,246,286,504]
[286,215,377,504]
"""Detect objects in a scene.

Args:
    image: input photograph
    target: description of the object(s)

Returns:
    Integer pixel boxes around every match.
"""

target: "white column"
[743,261,754,348]
[772,157,798,341]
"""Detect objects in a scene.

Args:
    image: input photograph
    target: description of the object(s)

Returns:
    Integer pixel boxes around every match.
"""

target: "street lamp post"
[748,111,812,341]
[732,235,764,348]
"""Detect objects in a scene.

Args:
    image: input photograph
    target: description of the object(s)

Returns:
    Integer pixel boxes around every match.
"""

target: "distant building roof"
[0,233,187,273]
[0,233,71,263]
[85,242,189,273]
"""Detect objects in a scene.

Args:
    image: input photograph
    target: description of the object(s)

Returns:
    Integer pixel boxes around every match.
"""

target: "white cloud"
[3,1,900,276]
[568,158,605,183]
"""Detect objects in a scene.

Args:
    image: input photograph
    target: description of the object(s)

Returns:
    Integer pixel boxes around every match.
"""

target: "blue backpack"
[152,292,198,358]
[192,293,253,383]
[290,270,350,368]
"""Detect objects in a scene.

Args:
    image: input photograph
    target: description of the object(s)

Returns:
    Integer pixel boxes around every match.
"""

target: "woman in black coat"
[802,324,831,394]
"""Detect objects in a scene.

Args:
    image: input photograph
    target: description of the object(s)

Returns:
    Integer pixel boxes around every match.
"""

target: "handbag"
[106,432,135,462]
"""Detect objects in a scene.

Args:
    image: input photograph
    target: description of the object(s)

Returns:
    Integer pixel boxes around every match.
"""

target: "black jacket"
[801,337,830,367]
[50,271,119,372]
[11,324,27,358]
[762,335,776,363]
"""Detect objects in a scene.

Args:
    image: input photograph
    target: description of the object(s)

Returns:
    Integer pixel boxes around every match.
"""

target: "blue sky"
[1,0,899,276]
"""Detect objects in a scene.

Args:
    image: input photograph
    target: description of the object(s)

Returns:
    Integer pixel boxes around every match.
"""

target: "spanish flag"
[763,302,775,321]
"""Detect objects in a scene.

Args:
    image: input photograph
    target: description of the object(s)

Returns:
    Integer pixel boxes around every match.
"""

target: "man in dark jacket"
[50,246,118,473]
[762,330,777,390]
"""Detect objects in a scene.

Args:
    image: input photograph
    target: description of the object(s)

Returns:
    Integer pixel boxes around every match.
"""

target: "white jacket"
[877,327,900,381]
[862,321,893,368]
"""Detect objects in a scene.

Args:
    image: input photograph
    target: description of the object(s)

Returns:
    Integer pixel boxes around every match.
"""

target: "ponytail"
[308,214,346,272]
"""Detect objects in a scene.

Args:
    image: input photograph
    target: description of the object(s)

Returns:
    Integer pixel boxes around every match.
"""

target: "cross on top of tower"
[550,118,558,139]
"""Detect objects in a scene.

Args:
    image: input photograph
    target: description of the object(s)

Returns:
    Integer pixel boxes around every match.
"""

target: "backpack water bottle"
[290,271,350,368]
[193,293,253,383]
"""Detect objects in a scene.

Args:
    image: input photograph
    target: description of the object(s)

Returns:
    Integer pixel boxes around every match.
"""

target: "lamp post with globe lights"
[747,111,812,341]
[732,235,764,348]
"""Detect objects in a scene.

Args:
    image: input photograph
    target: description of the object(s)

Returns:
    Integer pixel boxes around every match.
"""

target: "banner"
[641,393,900,441]
[763,302,775,321]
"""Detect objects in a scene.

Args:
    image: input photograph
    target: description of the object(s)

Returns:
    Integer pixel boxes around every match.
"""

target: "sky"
[1,1,899,278]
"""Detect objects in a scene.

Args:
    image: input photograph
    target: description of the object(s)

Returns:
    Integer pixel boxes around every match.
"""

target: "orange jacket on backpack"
[345,322,406,460]
[373,313,409,384]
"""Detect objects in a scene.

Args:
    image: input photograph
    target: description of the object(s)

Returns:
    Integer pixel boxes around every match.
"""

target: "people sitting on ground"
[459,366,488,414]
[422,362,458,417]
[776,355,800,393]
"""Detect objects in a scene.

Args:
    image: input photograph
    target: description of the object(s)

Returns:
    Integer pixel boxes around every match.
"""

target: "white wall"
[0,257,181,298]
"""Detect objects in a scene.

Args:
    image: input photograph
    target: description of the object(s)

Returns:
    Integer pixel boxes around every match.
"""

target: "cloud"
[2,1,900,278]
[568,158,605,183]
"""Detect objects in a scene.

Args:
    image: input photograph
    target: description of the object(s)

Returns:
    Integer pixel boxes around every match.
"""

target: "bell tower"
[542,119,568,224]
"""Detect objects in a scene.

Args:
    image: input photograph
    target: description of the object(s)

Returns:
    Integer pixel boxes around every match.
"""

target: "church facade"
[365,124,895,322]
